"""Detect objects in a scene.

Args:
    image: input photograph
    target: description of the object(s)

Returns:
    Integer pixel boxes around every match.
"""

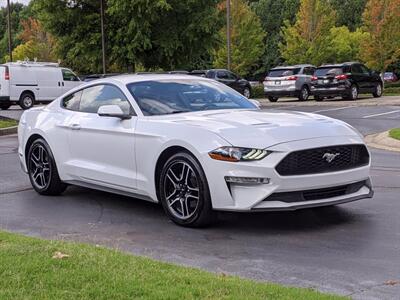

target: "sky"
[1,0,30,8]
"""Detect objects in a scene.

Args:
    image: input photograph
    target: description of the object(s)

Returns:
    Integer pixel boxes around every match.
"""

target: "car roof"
[270,64,314,70]
[318,62,361,68]
[99,74,214,85]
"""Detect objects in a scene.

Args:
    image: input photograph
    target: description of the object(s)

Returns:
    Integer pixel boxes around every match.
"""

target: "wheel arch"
[154,145,201,202]
[24,133,45,166]
[19,90,36,101]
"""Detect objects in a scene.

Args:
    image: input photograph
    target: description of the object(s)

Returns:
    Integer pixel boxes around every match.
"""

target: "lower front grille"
[264,181,366,203]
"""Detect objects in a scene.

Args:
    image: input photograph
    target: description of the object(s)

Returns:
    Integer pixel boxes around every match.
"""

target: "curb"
[364,131,400,152]
[0,125,18,136]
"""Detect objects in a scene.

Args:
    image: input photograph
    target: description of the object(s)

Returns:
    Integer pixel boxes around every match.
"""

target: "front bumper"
[203,136,373,211]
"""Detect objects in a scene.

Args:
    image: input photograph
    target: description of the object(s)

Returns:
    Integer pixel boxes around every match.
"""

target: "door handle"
[69,124,81,130]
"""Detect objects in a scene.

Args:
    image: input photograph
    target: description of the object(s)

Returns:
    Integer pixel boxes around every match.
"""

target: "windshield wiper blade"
[170,110,190,114]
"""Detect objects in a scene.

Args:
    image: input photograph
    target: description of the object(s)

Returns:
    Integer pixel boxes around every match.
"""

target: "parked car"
[383,72,398,83]
[190,69,252,98]
[19,74,373,227]
[311,62,383,101]
[263,64,316,102]
[82,73,122,82]
[0,61,81,110]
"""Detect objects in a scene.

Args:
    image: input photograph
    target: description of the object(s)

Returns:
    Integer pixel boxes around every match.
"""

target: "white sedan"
[18,75,373,227]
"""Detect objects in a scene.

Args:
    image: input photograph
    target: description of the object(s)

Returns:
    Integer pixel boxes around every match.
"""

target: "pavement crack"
[0,187,33,195]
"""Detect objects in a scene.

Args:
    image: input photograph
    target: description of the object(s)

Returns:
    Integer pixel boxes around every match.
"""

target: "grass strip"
[0,230,345,300]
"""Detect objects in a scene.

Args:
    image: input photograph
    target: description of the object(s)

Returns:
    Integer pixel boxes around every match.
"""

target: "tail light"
[311,76,318,81]
[4,66,9,80]
[335,74,347,80]
[287,76,297,80]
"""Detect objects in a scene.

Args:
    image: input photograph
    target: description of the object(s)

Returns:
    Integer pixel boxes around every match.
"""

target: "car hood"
[170,109,359,149]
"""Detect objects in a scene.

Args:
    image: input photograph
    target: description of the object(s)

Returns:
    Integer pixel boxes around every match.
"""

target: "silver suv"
[263,64,316,102]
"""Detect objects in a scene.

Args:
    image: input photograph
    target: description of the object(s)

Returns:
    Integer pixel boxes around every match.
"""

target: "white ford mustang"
[18,74,373,227]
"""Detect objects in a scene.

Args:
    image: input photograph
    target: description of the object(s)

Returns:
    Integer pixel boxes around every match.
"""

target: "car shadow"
[62,186,364,236]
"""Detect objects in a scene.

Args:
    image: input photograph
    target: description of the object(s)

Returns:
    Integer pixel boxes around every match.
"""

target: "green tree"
[33,0,106,74]
[10,18,57,61]
[328,26,368,63]
[329,0,367,31]
[280,0,336,66]
[34,0,221,73]
[108,0,221,71]
[214,0,266,77]
[250,0,300,75]
[360,0,400,72]
[0,2,33,62]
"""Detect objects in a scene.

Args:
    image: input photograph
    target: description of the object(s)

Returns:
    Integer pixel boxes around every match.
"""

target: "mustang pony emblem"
[323,152,341,163]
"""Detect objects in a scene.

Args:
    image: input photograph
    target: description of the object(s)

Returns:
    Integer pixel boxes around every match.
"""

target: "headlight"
[208,147,271,162]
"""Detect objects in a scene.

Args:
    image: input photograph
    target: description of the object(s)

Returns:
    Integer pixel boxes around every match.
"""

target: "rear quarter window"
[314,68,343,77]
[268,68,301,77]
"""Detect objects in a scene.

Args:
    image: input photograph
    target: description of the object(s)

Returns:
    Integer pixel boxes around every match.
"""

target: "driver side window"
[79,85,133,115]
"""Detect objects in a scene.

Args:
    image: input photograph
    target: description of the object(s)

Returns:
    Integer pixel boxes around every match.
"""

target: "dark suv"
[190,69,252,98]
[311,62,383,101]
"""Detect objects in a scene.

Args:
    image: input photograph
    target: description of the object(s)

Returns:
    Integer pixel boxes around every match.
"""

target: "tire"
[348,85,358,100]
[159,152,216,227]
[373,82,383,98]
[314,95,323,102]
[298,86,310,101]
[27,138,67,196]
[243,87,251,98]
[0,104,11,110]
[268,96,278,102]
[19,92,35,110]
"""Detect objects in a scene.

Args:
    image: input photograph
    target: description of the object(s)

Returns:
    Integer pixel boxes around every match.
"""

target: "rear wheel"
[348,85,358,100]
[298,86,310,101]
[27,138,67,195]
[243,87,251,98]
[19,92,35,110]
[373,82,383,98]
[159,152,216,227]
[268,96,278,102]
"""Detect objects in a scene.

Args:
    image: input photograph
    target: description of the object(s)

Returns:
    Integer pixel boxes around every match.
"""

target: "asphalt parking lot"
[1,96,399,299]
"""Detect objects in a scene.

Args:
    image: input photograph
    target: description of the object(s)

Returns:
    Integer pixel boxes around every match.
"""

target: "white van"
[0,61,82,110]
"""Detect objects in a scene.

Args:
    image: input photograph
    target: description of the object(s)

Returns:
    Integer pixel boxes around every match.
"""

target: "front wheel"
[298,86,310,101]
[159,152,216,227]
[27,138,67,195]
[373,82,383,98]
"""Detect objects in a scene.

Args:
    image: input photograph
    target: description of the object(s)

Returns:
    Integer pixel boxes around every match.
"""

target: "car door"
[65,84,137,191]
[216,70,237,90]
[351,64,368,92]
[359,64,375,91]
[62,68,82,94]
[35,67,62,101]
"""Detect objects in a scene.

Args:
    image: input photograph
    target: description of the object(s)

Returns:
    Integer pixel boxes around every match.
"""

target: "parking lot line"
[312,106,354,113]
[362,110,400,119]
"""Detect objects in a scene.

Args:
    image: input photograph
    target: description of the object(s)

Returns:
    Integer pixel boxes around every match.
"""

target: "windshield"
[126,79,256,116]
[315,67,343,77]
[268,68,300,77]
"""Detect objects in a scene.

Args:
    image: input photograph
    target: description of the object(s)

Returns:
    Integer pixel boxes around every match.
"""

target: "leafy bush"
[384,87,400,95]
[251,84,265,99]
[385,81,400,88]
